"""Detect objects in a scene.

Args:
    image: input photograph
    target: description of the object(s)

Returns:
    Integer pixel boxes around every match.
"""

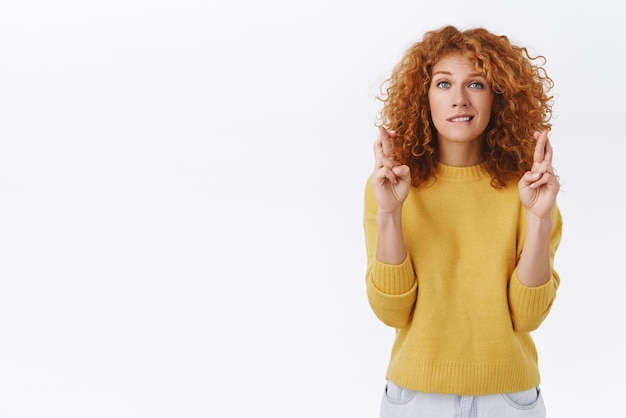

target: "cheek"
[483,95,495,114]
[427,94,442,119]
[477,99,493,125]
[427,89,447,130]
[429,113,444,133]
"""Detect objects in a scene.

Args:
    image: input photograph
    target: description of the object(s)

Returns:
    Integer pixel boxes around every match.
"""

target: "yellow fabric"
[364,163,562,396]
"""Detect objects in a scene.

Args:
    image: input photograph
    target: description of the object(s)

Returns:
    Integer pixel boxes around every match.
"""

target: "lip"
[447,114,474,122]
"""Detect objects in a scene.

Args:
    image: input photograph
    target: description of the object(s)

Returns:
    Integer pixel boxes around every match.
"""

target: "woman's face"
[428,53,494,155]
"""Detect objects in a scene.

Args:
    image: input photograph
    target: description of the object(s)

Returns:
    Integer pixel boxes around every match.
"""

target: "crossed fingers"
[533,130,553,164]
[375,126,395,167]
[530,130,559,188]
[374,126,400,183]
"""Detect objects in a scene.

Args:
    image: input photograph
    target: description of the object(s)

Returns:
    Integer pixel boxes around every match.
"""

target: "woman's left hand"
[518,130,560,219]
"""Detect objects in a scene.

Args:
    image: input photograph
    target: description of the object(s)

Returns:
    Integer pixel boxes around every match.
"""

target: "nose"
[452,89,469,108]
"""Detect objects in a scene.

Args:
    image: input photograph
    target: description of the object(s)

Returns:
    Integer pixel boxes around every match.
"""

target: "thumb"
[392,165,411,181]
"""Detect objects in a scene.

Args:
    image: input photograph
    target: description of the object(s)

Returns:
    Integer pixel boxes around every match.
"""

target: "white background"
[0,1,623,417]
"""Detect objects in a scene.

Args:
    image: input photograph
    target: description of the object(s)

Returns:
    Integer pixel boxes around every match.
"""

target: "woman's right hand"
[370,126,411,214]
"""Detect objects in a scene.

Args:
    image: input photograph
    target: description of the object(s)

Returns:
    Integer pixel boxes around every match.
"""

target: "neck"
[438,139,483,167]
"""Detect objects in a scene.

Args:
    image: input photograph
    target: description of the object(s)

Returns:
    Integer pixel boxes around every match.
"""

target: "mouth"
[448,116,473,122]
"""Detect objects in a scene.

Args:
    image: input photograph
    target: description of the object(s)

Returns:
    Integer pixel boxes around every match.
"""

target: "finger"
[370,168,395,188]
[530,172,559,189]
[531,160,554,176]
[378,165,398,185]
[373,139,382,167]
[532,130,546,164]
[519,170,540,187]
[392,165,411,184]
[379,126,395,158]
[374,139,396,169]
[530,172,547,188]
[544,138,553,164]
[519,170,546,190]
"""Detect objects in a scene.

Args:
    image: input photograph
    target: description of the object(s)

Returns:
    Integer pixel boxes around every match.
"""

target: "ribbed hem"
[388,357,540,396]
[371,255,415,295]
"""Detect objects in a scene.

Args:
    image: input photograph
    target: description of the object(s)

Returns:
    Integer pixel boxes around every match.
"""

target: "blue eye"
[469,82,484,89]
[437,81,451,88]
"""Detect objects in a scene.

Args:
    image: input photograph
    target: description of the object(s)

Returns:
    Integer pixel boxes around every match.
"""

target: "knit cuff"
[370,254,416,295]
[508,270,557,331]
[510,271,556,310]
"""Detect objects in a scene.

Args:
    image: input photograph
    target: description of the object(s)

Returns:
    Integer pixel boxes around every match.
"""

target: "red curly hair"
[378,25,554,188]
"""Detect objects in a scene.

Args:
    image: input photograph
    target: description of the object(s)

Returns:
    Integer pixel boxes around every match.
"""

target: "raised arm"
[510,130,562,332]
[370,126,411,264]
[516,130,560,287]
[364,127,416,328]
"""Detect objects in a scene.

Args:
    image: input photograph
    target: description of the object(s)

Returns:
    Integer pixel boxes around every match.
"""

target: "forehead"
[432,53,482,76]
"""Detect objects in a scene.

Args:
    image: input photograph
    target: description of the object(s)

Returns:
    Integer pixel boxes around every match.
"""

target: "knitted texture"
[364,163,562,395]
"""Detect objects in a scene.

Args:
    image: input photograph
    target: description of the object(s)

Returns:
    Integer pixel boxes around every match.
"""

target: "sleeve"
[364,180,418,328]
[508,204,563,332]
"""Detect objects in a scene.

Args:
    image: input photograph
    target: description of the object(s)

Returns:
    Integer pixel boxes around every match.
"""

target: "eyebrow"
[432,70,485,78]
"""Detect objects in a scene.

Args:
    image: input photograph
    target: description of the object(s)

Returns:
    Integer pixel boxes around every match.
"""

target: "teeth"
[451,116,472,122]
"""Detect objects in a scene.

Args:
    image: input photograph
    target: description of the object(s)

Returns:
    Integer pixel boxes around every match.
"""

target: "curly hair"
[377,25,554,188]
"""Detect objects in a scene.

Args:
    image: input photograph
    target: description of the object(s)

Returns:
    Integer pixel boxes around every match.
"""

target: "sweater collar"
[435,162,489,182]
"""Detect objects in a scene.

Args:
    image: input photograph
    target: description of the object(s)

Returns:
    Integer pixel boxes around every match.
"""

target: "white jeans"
[381,380,546,418]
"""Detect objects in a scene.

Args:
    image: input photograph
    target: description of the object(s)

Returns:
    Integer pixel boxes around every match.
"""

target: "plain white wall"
[0,1,623,417]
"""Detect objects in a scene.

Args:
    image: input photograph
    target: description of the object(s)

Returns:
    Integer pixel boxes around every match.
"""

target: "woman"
[364,25,562,417]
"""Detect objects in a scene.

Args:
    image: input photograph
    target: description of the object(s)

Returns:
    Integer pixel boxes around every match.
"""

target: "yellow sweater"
[364,163,562,396]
